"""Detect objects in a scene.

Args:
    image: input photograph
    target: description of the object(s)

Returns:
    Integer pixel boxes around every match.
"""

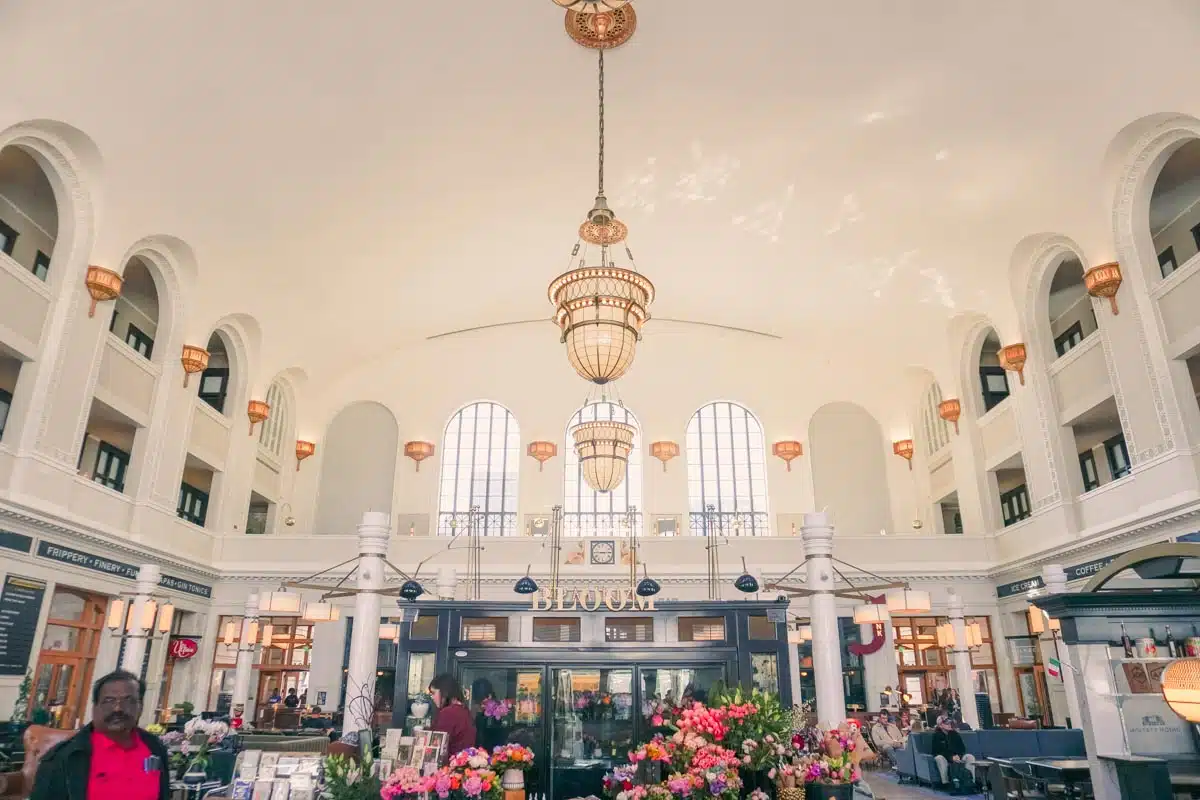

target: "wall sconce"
[404,441,435,471]
[772,441,803,471]
[295,440,316,471]
[180,345,210,388]
[106,596,174,636]
[1085,262,1122,314]
[650,441,679,472]
[892,439,914,470]
[527,441,557,471]
[85,266,123,318]
[1000,343,1027,386]
[247,400,270,436]
[938,398,962,434]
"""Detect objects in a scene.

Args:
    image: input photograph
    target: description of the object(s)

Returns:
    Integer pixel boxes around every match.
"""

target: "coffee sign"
[168,638,199,659]
[531,586,657,612]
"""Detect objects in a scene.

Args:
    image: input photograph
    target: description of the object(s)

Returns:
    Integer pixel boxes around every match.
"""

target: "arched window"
[258,381,289,459]
[437,402,520,537]
[564,402,642,537]
[686,402,769,536]
[921,382,951,457]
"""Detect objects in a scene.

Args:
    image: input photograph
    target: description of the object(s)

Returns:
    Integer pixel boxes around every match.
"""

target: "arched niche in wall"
[808,401,890,535]
[314,401,398,534]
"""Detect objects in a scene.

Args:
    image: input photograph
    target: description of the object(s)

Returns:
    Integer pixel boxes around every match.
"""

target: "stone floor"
[863,771,988,799]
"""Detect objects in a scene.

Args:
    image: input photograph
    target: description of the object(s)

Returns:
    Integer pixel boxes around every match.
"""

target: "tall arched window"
[921,382,951,457]
[437,401,520,536]
[258,381,290,459]
[686,402,769,536]
[564,402,642,537]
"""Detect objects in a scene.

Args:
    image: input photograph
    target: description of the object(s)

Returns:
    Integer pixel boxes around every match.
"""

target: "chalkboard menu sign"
[0,575,47,675]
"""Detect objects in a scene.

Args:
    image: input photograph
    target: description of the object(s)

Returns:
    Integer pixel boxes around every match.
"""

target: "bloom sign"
[168,638,198,659]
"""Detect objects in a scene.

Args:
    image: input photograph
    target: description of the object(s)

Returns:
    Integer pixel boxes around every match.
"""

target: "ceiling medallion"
[549,3,653,385]
[571,418,635,493]
[565,5,636,50]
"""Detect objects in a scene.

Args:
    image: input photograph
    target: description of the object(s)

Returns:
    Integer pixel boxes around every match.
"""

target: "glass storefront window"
[639,667,724,721]
[551,668,633,799]
[751,653,779,695]
[460,667,545,797]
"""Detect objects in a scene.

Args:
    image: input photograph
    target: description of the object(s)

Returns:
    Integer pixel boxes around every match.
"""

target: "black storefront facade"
[342,596,794,799]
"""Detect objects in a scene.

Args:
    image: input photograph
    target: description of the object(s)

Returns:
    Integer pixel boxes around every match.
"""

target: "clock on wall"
[589,540,616,565]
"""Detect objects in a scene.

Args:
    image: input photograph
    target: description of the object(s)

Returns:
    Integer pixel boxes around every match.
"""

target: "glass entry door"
[459,665,547,799]
[550,667,634,800]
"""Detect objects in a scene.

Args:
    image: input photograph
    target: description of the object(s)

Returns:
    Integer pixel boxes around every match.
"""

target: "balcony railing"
[561,512,643,538]
[437,511,517,537]
[689,511,770,537]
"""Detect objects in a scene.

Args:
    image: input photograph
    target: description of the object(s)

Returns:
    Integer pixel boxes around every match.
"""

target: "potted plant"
[326,751,383,800]
[180,718,229,784]
[409,693,432,720]
[173,701,195,725]
[798,725,868,800]
[490,743,535,790]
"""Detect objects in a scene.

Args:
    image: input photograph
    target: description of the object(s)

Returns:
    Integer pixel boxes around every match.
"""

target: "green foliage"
[30,707,51,726]
[323,752,382,800]
[175,701,195,716]
[9,672,32,726]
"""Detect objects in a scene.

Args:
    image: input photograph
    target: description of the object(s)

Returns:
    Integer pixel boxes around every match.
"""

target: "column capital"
[1041,563,1068,594]
[945,586,965,617]
[799,512,834,557]
[358,511,391,555]
[135,563,162,589]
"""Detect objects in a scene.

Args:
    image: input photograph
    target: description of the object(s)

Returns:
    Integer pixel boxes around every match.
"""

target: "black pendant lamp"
[734,557,759,594]
[399,579,425,602]
[636,564,661,597]
[514,565,539,595]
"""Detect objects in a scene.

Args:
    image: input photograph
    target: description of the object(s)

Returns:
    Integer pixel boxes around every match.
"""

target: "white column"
[191,611,222,711]
[861,617,899,712]
[121,564,162,673]
[345,511,390,733]
[436,567,457,600]
[945,587,981,729]
[1067,642,1123,800]
[800,512,845,726]
[232,593,260,721]
[1041,564,1082,728]
[787,639,802,709]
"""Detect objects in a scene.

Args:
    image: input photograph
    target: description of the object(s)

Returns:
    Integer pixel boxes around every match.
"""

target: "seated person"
[869,712,905,764]
[931,715,976,789]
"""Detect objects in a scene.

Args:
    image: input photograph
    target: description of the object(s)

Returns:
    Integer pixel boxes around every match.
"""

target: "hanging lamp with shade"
[547,5,653,385]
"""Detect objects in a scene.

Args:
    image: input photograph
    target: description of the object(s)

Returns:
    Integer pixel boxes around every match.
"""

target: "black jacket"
[29,724,171,800]
[932,727,967,760]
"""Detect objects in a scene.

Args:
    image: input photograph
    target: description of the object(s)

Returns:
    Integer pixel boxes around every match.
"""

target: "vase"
[803,783,852,800]
[740,769,775,799]
[411,700,430,719]
[182,762,208,786]
[502,768,525,790]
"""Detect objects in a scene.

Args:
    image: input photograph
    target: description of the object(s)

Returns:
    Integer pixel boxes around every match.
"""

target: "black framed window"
[178,482,209,526]
[564,401,641,537]
[999,484,1030,527]
[198,367,229,414]
[0,219,16,256]
[979,366,1010,412]
[1105,434,1131,480]
[1159,246,1178,278]
[686,401,769,536]
[437,401,519,536]
[1192,223,1200,254]
[1053,321,1085,357]
[125,324,154,360]
[94,442,130,493]
[1079,450,1100,492]
[0,387,12,440]
[32,250,50,281]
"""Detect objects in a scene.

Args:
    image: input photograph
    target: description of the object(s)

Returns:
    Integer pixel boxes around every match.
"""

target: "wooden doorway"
[1014,666,1050,726]
[30,587,108,729]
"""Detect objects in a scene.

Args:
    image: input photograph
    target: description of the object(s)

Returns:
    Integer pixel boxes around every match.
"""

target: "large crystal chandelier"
[570,418,635,493]
[548,7,653,386]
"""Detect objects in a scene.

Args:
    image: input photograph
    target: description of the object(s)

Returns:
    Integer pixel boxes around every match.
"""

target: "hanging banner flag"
[1047,657,1062,679]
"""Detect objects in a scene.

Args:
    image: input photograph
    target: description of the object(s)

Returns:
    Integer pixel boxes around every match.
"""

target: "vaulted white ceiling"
[3,0,1199,385]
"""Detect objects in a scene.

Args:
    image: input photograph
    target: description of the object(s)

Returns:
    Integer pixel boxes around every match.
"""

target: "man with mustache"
[30,669,170,800]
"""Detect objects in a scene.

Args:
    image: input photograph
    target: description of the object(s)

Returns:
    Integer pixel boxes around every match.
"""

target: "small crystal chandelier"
[571,416,635,492]
[548,10,653,385]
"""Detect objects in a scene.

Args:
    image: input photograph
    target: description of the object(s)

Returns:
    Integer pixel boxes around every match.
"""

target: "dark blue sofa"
[895,729,1086,786]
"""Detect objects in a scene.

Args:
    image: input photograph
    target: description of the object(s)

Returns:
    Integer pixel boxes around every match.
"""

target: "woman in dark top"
[429,673,476,760]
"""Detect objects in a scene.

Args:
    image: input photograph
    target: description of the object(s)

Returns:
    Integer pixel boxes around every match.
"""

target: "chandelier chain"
[597,47,605,196]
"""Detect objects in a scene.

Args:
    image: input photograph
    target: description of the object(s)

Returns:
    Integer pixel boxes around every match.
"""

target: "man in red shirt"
[30,669,171,800]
